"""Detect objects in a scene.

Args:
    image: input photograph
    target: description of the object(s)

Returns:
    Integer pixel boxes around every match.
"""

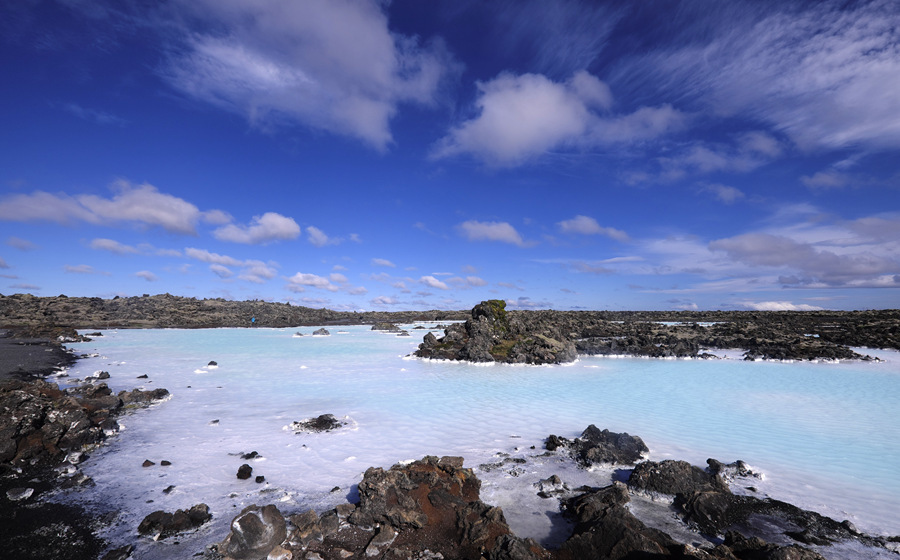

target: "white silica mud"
[54,327,900,559]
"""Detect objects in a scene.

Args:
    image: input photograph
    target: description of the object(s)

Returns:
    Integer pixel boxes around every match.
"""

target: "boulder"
[312,328,330,336]
[287,414,347,433]
[138,503,211,539]
[220,504,286,560]
[237,464,253,480]
[547,425,648,466]
[628,459,729,496]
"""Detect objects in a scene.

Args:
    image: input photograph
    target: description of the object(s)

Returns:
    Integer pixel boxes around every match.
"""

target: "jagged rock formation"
[415,300,577,365]
[545,425,649,466]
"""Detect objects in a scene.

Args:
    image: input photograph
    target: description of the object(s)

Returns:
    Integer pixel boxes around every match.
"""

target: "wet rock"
[118,387,170,406]
[142,460,155,467]
[208,361,218,366]
[534,474,569,499]
[547,425,648,466]
[312,328,330,336]
[628,459,729,496]
[558,482,679,559]
[706,458,761,481]
[219,504,286,560]
[371,322,402,332]
[138,503,211,539]
[237,464,253,480]
[6,487,34,501]
[287,414,347,433]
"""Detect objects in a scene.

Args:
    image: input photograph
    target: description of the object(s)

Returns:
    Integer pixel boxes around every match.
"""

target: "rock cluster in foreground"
[206,448,891,560]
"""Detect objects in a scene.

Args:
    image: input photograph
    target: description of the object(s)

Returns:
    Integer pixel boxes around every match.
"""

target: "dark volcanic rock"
[237,464,253,480]
[415,300,577,365]
[547,425,649,466]
[220,504,286,560]
[628,459,729,496]
[138,503,211,539]
[287,413,348,433]
[371,322,402,332]
[312,327,330,336]
[557,482,680,560]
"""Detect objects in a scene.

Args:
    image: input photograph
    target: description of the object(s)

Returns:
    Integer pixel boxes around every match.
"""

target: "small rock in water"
[207,360,218,366]
[241,451,261,460]
[288,413,348,433]
[209,419,219,425]
[237,464,253,480]
[163,485,176,494]
[136,374,148,379]
[160,460,171,466]
[142,459,155,467]
[6,487,34,501]
[255,475,265,483]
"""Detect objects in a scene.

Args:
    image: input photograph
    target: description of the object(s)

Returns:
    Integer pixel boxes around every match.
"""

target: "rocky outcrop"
[546,425,649,466]
[415,300,576,365]
[215,456,542,560]
[629,459,729,496]
[137,504,212,539]
[286,413,349,433]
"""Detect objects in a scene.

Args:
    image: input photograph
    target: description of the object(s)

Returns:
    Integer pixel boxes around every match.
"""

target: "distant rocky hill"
[0,293,465,329]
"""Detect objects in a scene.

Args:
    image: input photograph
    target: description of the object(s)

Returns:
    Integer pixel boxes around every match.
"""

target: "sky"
[1,0,899,312]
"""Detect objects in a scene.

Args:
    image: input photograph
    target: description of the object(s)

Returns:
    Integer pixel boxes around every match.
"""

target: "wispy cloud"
[135,270,158,282]
[63,103,127,126]
[286,272,339,292]
[90,238,140,255]
[64,264,109,275]
[419,275,450,290]
[6,236,37,250]
[161,0,456,151]
[623,1,900,153]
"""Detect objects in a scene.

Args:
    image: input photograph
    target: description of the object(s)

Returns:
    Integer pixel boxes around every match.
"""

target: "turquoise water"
[61,327,900,556]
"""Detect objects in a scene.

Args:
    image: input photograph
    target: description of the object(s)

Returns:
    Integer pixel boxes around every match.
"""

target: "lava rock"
[628,459,729,496]
[237,464,253,480]
[219,504,286,560]
[288,414,348,433]
[547,425,649,466]
[137,503,211,539]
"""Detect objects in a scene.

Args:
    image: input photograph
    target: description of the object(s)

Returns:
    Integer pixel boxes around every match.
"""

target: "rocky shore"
[0,327,171,560]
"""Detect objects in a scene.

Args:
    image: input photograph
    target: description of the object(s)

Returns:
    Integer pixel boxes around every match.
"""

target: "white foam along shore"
[52,326,900,559]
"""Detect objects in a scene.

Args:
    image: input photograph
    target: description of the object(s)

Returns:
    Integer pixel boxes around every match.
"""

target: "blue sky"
[1,0,898,311]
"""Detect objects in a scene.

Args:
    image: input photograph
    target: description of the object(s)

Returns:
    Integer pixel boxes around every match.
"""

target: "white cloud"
[210,264,233,279]
[287,272,338,292]
[0,181,222,235]
[371,258,396,268]
[239,262,277,284]
[557,215,629,241]
[457,220,528,246]
[213,212,300,244]
[740,301,824,312]
[432,71,684,166]
[90,238,140,255]
[329,273,348,284]
[135,270,158,282]
[466,276,487,287]
[420,275,450,290]
[0,257,8,269]
[163,0,454,150]
[371,295,400,306]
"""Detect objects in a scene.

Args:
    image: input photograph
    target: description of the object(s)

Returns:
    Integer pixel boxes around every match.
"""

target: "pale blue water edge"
[59,326,900,556]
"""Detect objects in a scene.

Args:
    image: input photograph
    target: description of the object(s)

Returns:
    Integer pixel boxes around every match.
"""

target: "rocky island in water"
[1,294,899,560]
